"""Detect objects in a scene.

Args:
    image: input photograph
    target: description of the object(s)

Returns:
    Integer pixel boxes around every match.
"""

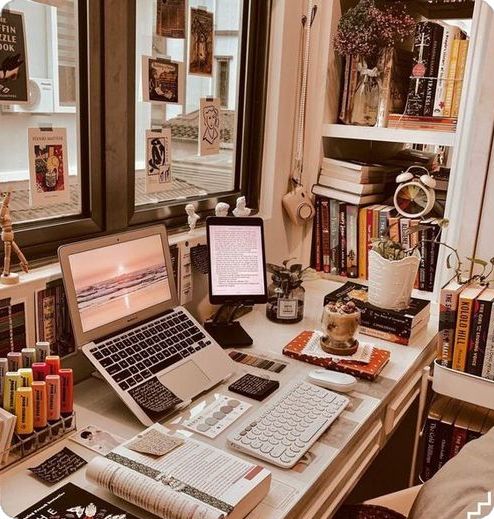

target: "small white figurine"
[215,202,230,217]
[233,196,251,217]
[185,203,200,233]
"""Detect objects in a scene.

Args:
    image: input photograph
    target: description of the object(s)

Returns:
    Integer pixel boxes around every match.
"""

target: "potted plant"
[333,0,415,126]
[266,259,309,323]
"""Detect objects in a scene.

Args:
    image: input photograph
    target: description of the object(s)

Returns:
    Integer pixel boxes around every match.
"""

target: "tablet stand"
[204,304,253,348]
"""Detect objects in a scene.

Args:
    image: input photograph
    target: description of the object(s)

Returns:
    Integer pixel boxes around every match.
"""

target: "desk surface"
[0,279,437,519]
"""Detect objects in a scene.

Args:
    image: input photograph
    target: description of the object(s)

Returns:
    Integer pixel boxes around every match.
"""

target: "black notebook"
[15,482,140,519]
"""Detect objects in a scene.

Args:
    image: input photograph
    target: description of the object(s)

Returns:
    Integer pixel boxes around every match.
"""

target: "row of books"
[438,282,494,379]
[405,21,469,120]
[421,396,494,481]
[311,196,442,292]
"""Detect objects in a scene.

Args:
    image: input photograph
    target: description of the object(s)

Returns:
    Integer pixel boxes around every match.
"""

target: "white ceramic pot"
[367,249,421,310]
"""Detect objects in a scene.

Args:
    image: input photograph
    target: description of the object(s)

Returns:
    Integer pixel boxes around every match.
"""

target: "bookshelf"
[322,123,456,146]
[410,1,475,21]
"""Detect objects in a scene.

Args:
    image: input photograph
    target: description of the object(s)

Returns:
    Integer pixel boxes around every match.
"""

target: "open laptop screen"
[68,234,172,333]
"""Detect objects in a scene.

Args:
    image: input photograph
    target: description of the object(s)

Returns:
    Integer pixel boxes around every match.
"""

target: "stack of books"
[438,283,494,378]
[402,21,469,125]
[323,282,431,345]
[421,396,494,481]
[311,197,442,292]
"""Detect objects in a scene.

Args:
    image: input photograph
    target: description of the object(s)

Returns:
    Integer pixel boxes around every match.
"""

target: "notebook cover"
[282,331,390,381]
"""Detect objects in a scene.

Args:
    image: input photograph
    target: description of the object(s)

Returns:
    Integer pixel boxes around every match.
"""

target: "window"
[0,0,103,258]
[215,57,231,108]
[0,0,270,260]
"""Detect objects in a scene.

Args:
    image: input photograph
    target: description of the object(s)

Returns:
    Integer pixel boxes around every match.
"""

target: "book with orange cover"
[282,330,390,381]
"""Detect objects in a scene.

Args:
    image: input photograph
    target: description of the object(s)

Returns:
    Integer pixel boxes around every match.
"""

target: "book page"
[86,456,224,519]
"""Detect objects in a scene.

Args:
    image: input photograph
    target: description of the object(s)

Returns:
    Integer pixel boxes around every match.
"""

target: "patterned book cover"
[282,330,390,381]
[423,23,444,116]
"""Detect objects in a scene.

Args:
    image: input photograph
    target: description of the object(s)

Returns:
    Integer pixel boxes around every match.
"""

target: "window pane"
[0,0,82,224]
[135,0,242,207]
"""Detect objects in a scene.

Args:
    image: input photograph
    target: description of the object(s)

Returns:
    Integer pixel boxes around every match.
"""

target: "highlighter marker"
[7,352,22,372]
[32,362,49,382]
[46,375,61,423]
[15,387,34,436]
[19,368,33,388]
[21,348,36,368]
[32,382,48,435]
[59,369,73,416]
[0,358,8,402]
[45,356,60,376]
[3,372,21,414]
[35,342,50,363]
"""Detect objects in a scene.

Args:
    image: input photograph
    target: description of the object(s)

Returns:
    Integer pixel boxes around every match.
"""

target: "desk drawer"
[302,420,383,519]
[384,371,422,436]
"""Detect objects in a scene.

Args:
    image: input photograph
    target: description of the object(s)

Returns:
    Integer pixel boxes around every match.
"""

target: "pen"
[18,368,33,388]
[32,362,49,382]
[35,342,50,363]
[21,348,36,368]
[7,352,22,372]
[3,372,21,414]
[45,356,61,376]
[15,387,34,436]
[32,382,48,440]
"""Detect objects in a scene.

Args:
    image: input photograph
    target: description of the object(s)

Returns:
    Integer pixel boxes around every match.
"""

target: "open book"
[86,423,271,519]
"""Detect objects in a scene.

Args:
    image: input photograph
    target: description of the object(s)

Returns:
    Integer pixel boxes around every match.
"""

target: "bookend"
[0,413,76,472]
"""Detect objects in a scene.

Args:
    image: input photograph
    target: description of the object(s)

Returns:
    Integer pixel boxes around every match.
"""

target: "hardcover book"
[16,483,139,519]
[338,202,347,276]
[346,205,359,278]
[451,39,469,118]
[423,23,444,116]
[323,282,430,345]
[466,289,494,375]
[443,37,461,117]
[321,198,331,273]
[438,280,466,367]
[282,330,390,381]
[329,199,340,274]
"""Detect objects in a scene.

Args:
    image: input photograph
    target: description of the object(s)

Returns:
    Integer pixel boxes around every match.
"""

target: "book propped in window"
[15,482,140,519]
[85,423,271,519]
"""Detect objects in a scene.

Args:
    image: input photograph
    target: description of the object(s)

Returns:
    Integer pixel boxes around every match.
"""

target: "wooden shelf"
[322,123,456,147]
[410,1,474,20]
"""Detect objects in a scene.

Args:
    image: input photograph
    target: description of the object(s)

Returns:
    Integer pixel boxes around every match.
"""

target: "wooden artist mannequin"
[1,192,29,284]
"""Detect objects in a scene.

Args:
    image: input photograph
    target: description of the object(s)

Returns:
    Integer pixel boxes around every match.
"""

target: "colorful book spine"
[313,197,321,271]
[338,203,347,276]
[389,216,401,243]
[405,22,435,116]
[346,205,358,278]
[366,205,376,280]
[422,412,442,481]
[443,38,461,117]
[472,296,493,376]
[424,24,444,117]
[321,199,330,274]
[358,207,368,279]
[329,200,340,274]
[433,26,458,116]
[426,224,440,292]
[451,39,469,118]
[453,295,476,372]
[438,284,463,367]
[481,310,494,380]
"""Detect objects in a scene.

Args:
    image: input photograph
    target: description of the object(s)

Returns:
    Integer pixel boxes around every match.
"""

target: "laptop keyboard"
[89,309,212,391]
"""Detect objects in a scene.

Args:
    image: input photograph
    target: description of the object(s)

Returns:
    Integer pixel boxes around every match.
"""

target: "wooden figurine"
[1,192,29,285]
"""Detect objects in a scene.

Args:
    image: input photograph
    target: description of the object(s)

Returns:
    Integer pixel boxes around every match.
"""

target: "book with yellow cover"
[451,39,469,118]
[443,38,461,117]
[452,286,485,371]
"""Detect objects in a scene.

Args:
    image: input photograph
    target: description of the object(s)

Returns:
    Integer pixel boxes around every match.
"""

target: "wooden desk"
[0,279,437,519]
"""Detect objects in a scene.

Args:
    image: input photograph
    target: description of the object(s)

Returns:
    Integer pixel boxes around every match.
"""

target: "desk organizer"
[432,360,494,410]
[0,413,76,471]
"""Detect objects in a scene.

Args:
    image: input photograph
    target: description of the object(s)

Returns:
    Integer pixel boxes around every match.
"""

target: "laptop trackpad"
[158,361,211,400]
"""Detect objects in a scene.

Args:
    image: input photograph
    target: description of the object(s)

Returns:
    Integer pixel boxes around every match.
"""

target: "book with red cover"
[282,330,390,381]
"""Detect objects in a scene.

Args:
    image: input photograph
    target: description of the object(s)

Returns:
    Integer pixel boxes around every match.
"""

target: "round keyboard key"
[197,423,210,432]
[205,417,218,426]
[220,405,233,414]
[213,411,225,420]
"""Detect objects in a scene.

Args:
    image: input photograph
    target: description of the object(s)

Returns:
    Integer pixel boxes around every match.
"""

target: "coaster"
[29,447,86,484]
[183,395,251,438]
[126,429,184,456]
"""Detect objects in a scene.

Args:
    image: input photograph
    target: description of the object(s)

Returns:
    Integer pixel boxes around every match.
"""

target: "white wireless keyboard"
[227,381,349,468]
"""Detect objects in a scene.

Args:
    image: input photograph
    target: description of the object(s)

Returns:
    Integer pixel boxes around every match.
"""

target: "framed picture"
[199,97,221,156]
[142,55,184,105]
[0,10,29,105]
[156,0,186,39]
[145,128,173,194]
[189,8,214,77]
[28,127,70,207]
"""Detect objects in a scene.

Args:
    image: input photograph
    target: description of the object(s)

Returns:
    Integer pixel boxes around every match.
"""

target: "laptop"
[58,226,234,426]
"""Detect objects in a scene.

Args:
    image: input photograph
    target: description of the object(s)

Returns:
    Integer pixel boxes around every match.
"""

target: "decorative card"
[199,97,221,156]
[145,128,172,193]
[0,10,29,105]
[70,426,126,456]
[126,428,184,456]
[16,482,139,519]
[142,55,184,104]
[189,7,214,76]
[28,127,70,207]
[156,0,186,39]
[29,447,87,484]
